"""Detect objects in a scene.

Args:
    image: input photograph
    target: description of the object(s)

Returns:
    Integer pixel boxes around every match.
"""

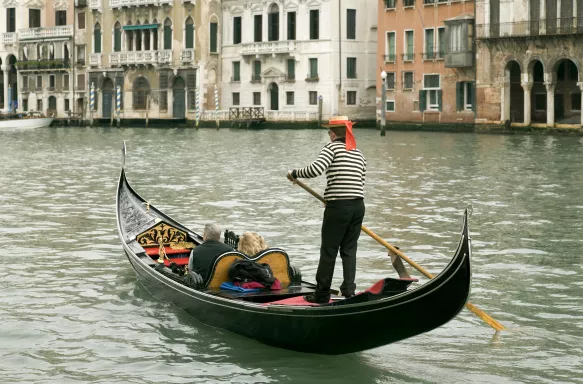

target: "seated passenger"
[188,223,234,282]
[237,231,268,257]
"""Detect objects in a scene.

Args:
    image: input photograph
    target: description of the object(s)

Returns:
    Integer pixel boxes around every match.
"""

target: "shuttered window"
[287,12,296,40]
[347,58,356,79]
[456,81,475,111]
[114,24,122,52]
[254,15,262,42]
[347,9,356,39]
[210,22,218,53]
[164,20,172,50]
[287,59,295,80]
[309,10,319,40]
[268,11,279,41]
[309,58,318,78]
[233,17,242,44]
[93,23,101,53]
[185,18,194,49]
[7,8,16,32]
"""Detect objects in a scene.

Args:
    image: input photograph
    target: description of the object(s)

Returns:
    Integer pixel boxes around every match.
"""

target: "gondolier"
[287,116,366,304]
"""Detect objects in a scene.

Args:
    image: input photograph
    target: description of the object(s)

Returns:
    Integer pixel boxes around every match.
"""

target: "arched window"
[268,4,279,41]
[133,77,150,110]
[185,17,194,49]
[164,18,172,50]
[143,20,151,50]
[114,22,122,52]
[94,23,102,53]
[135,22,142,51]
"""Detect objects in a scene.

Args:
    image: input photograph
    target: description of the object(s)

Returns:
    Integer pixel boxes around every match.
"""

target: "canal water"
[1,127,582,383]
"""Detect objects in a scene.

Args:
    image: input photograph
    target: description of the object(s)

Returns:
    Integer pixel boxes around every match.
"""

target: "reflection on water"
[0,127,582,383]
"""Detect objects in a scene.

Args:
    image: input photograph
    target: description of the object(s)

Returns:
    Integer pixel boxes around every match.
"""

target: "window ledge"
[403,6,415,9]
[305,77,320,82]
[423,110,440,113]
[384,7,396,11]
[402,88,414,92]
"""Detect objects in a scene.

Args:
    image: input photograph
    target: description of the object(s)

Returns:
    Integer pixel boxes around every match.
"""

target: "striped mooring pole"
[214,86,219,128]
[195,88,200,127]
[116,85,121,127]
[90,82,95,127]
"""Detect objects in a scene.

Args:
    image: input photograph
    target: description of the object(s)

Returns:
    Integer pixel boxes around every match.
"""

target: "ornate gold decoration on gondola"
[143,201,151,213]
[157,241,169,264]
[137,222,188,247]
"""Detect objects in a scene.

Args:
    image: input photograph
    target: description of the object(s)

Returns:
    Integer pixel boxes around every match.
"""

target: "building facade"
[1,0,75,116]
[220,0,378,121]
[377,0,475,125]
[84,0,221,120]
[476,0,583,126]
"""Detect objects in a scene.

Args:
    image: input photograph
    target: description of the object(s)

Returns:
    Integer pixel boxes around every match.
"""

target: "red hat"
[322,116,357,150]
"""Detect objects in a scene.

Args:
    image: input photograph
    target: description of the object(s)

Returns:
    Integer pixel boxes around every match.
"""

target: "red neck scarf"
[329,120,356,151]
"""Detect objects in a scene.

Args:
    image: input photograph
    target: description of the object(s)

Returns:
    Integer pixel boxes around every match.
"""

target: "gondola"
[116,142,472,355]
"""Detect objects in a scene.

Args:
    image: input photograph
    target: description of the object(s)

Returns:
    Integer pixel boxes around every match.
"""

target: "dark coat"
[188,240,234,282]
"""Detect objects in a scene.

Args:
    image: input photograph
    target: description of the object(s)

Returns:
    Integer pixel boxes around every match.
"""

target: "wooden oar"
[288,175,505,332]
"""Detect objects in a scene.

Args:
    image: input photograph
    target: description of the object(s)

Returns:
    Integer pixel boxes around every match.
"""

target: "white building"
[220,0,378,121]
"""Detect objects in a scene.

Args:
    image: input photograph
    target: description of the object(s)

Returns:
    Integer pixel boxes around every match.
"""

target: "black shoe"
[304,293,330,304]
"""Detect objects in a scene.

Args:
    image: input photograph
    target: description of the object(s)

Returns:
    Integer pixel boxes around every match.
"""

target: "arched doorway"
[555,59,579,123]
[172,76,185,119]
[530,60,546,123]
[0,57,4,110]
[102,78,114,118]
[505,61,523,123]
[7,55,18,112]
[48,96,57,116]
[269,82,279,111]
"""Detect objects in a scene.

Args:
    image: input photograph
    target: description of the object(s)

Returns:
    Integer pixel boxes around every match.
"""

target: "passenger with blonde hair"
[237,232,268,257]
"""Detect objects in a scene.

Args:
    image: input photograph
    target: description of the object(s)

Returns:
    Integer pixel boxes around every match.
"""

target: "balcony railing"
[110,51,158,66]
[158,49,172,64]
[88,0,101,9]
[384,53,397,62]
[16,59,69,70]
[476,18,583,39]
[241,41,298,55]
[109,0,173,7]
[89,53,101,67]
[402,52,415,61]
[251,74,262,82]
[19,26,73,40]
[2,32,17,45]
[423,51,444,60]
[181,49,194,63]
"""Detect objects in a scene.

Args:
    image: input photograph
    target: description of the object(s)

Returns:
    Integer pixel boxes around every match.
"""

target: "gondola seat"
[205,248,293,289]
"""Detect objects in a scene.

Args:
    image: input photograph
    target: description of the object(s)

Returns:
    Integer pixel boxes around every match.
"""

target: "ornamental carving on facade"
[2,0,20,8]
[53,0,68,10]
[24,0,44,8]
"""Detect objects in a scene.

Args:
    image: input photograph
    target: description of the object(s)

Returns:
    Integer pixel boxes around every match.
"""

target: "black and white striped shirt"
[293,140,366,201]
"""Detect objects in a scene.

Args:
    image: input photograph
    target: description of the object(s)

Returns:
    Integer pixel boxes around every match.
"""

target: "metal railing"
[476,18,583,39]
[402,52,415,61]
[423,51,445,60]
[251,74,261,82]
[384,53,397,62]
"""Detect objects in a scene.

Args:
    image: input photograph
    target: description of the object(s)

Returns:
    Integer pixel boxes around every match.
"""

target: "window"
[254,15,262,42]
[286,91,294,105]
[347,9,356,39]
[309,91,318,105]
[385,0,396,9]
[185,17,194,49]
[55,10,66,26]
[232,92,240,106]
[114,22,122,52]
[404,30,414,61]
[187,72,196,110]
[403,71,414,89]
[37,100,42,112]
[49,75,55,89]
[36,75,43,90]
[309,9,319,40]
[93,23,101,53]
[253,92,261,105]
[65,99,70,112]
[447,23,472,53]
[437,27,445,58]
[29,9,41,28]
[309,58,318,79]
[347,91,357,105]
[160,91,168,111]
[287,12,296,40]
[385,72,395,89]
[76,45,85,65]
[572,93,581,111]
[268,6,279,41]
[133,77,150,110]
[164,19,172,50]
[23,99,28,112]
[22,76,28,90]
[7,8,16,32]
[424,28,435,59]
[77,74,85,90]
[232,61,240,81]
[347,58,357,79]
[535,94,547,111]
[456,82,474,111]
[421,74,441,111]
[386,100,395,112]
[78,11,85,30]
[385,31,396,62]
[63,74,69,89]
[210,22,218,53]
[233,16,242,44]
[287,59,295,80]
[252,60,261,81]
[404,0,415,6]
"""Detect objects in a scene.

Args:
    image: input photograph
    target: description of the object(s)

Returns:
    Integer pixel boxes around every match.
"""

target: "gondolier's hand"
[287,170,297,183]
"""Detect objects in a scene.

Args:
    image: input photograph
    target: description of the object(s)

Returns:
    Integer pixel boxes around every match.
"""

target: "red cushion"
[144,246,190,256]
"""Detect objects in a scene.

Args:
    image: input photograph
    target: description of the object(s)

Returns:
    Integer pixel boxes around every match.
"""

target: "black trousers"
[314,198,365,299]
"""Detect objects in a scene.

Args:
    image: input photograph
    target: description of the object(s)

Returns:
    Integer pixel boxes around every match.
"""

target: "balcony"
[88,0,101,10]
[422,51,444,61]
[402,53,415,62]
[181,49,194,64]
[305,74,319,82]
[251,74,261,83]
[109,0,172,8]
[384,53,396,62]
[19,26,73,40]
[76,0,88,6]
[110,51,158,66]
[158,50,172,64]
[89,53,102,67]
[476,18,583,39]
[2,32,17,45]
[241,41,298,56]
[17,59,70,71]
